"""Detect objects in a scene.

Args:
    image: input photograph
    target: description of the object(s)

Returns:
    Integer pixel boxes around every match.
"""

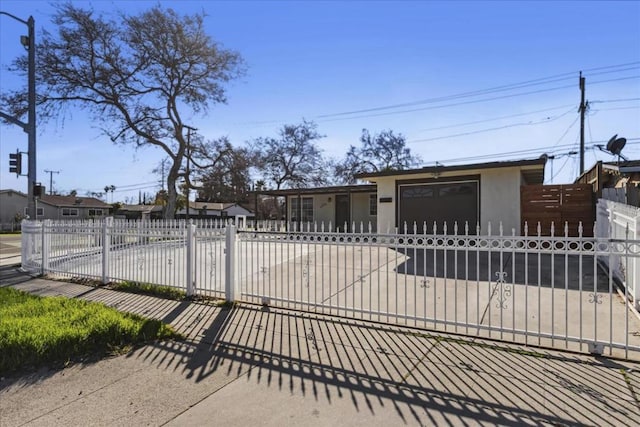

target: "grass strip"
[108,281,186,300]
[0,287,180,375]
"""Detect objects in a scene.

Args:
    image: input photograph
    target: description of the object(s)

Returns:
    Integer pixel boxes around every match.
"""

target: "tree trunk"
[165,160,181,219]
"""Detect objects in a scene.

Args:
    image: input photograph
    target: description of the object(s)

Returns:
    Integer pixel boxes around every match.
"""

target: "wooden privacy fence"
[521,184,594,236]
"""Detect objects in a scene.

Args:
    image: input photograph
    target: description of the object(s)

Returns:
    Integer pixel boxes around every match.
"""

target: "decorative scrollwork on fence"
[589,292,603,304]
[207,251,215,276]
[420,278,430,288]
[495,271,511,309]
[302,256,310,287]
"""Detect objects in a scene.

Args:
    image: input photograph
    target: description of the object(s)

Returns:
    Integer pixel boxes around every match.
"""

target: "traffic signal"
[9,151,22,176]
[34,183,44,198]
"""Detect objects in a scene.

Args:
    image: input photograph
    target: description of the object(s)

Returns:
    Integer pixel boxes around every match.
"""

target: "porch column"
[297,193,302,232]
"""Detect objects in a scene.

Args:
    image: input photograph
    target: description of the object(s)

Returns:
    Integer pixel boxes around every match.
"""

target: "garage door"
[398,180,478,234]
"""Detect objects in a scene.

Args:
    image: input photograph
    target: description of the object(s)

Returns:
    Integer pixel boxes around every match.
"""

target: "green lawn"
[0,287,180,375]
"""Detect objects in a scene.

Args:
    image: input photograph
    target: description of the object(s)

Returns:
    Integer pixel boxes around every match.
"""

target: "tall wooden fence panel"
[521,184,594,236]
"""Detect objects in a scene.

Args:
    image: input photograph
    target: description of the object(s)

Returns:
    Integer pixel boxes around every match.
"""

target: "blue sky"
[1,0,639,202]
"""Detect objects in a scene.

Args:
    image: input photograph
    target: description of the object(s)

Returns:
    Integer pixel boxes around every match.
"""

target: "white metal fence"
[596,199,640,309]
[21,216,640,359]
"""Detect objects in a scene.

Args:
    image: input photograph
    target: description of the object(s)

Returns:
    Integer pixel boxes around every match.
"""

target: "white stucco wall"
[286,192,377,230]
[371,166,529,235]
[287,194,334,225]
[480,168,521,234]
[375,179,396,233]
[351,192,377,232]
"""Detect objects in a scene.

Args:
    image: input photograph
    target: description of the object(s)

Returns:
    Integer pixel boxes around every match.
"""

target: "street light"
[0,11,36,219]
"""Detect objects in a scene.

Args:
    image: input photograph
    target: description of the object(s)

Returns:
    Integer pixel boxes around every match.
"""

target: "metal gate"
[235,222,640,360]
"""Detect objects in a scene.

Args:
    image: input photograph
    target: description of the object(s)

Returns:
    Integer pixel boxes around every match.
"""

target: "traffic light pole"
[0,12,36,218]
[27,15,37,219]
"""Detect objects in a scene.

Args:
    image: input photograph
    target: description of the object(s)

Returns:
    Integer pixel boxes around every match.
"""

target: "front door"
[335,194,350,232]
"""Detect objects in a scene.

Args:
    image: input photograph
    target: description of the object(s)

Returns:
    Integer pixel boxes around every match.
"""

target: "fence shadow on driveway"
[393,248,612,292]
[2,277,638,425]
[129,303,640,426]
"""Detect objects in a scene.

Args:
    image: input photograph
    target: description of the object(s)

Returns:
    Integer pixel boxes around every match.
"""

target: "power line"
[112,185,159,193]
[591,97,640,104]
[316,75,640,123]
[315,62,640,119]
[414,104,575,133]
[318,83,577,122]
[76,181,159,194]
[317,76,576,119]
[551,115,581,148]
[407,108,575,143]
[423,138,640,165]
[592,106,640,112]
[236,63,640,128]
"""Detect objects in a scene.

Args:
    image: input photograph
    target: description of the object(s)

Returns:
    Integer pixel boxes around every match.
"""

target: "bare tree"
[195,142,256,203]
[253,120,330,190]
[1,3,245,218]
[335,129,422,184]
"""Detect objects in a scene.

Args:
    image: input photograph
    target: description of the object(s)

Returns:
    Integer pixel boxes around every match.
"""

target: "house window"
[23,207,44,217]
[369,194,377,216]
[291,197,313,222]
[62,208,79,217]
[88,209,103,217]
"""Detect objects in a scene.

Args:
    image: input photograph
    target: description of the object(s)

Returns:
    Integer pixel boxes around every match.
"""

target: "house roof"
[602,160,640,173]
[175,202,254,214]
[118,204,163,213]
[39,194,111,208]
[576,160,640,184]
[0,189,110,208]
[188,201,235,210]
[254,184,377,196]
[354,158,547,184]
[0,189,26,196]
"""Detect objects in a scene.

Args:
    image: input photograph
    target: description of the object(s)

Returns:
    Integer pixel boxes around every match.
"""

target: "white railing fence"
[21,217,640,359]
[596,199,640,309]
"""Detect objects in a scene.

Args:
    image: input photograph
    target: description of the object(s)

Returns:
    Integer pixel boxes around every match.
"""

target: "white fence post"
[20,219,28,267]
[634,215,640,310]
[102,217,113,284]
[41,219,51,275]
[186,220,196,297]
[225,223,237,301]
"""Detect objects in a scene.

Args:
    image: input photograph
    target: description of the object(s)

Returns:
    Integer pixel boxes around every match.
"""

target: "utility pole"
[44,169,60,194]
[184,126,197,220]
[579,71,588,176]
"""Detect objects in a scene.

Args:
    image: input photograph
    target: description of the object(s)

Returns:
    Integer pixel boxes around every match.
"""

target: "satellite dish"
[606,134,628,161]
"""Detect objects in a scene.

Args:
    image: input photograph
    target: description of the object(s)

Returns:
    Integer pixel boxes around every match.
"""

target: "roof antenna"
[606,134,628,163]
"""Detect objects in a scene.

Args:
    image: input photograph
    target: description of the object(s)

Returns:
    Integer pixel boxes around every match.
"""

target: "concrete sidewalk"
[1,267,639,427]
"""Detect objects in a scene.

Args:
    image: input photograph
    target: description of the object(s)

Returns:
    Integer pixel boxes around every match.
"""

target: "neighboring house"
[353,158,547,235]
[576,160,640,206]
[256,184,378,232]
[0,189,112,228]
[175,201,254,220]
[115,204,164,220]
